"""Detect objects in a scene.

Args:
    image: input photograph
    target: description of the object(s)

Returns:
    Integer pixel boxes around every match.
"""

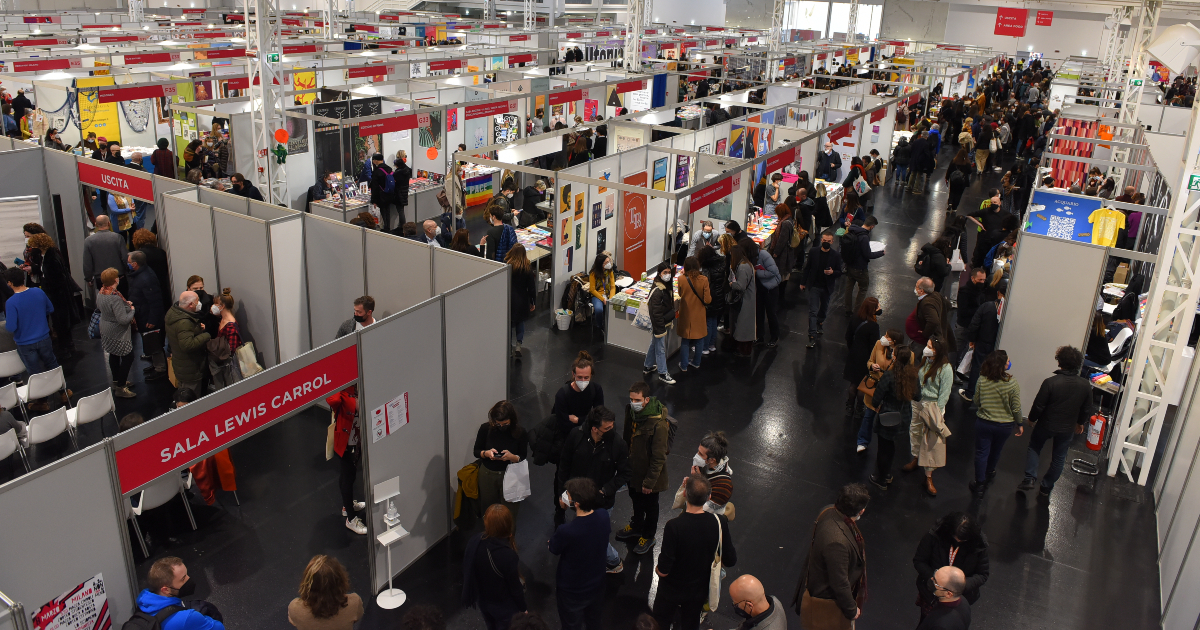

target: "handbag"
[87,308,102,339]
[989,137,1000,153]
[632,287,656,331]
[236,341,264,377]
[325,411,336,461]
[857,374,878,397]
[852,174,871,196]
[708,512,725,612]
[957,348,974,375]
[502,459,531,502]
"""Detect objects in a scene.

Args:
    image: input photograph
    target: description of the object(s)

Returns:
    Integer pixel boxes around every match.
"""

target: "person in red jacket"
[328,386,367,535]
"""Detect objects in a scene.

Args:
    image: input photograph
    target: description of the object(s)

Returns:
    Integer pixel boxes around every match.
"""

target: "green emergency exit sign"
[1131,78,1143,86]
[1189,174,1200,192]
[267,52,281,63]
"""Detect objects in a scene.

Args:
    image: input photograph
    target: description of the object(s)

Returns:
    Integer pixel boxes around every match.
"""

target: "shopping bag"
[957,348,974,375]
[852,175,871,196]
[236,342,264,378]
[502,460,531,502]
[87,309,102,339]
[325,411,336,461]
[708,512,725,611]
[949,249,965,272]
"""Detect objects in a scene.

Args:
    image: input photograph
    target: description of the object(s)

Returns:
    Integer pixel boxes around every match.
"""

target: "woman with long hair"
[728,245,757,356]
[904,336,954,496]
[450,228,481,256]
[209,289,243,390]
[463,504,527,630]
[869,345,920,489]
[473,400,528,520]
[970,349,1022,495]
[913,512,990,620]
[695,244,727,355]
[858,328,902,452]
[844,297,881,419]
[506,245,537,357]
[288,555,363,629]
[97,268,137,398]
[767,203,797,277]
[676,256,711,371]
[25,233,76,358]
[588,251,616,333]
[643,261,679,383]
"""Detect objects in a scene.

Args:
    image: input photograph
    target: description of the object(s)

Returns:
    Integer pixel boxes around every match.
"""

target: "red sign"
[566,32,582,38]
[907,93,920,106]
[82,24,121,29]
[174,22,202,26]
[681,41,697,50]
[14,38,66,48]
[98,83,174,104]
[454,25,473,30]
[225,77,249,90]
[115,345,359,494]
[283,44,319,54]
[12,58,76,72]
[348,65,390,79]
[23,16,57,23]
[191,32,230,39]
[706,26,723,31]
[690,176,731,212]
[359,113,417,136]
[205,48,247,58]
[353,24,379,32]
[225,14,245,21]
[78,161,154,201]
[673,28,685,33]
[817,53,828,60]
[644,29,657,35]
[706,40,719,46]
[483,24,502,29]
[616,80,646,94]
[123,53,179,65]
[509,34,530,42]
[994,7,1027,36]
[465,100,517,120]
[100,36,142,43]
[623,171,648,277]
[870,108,887,123]
[687,70,708,82]
[1035,10,1053,26]
[183,8,206,13]
[747,37,758,42]
[549,89,582,105]
[508,53,534,64]
[281,18,303,26]
[827,122,851,143]
[765,145,798,174]
[379,14,399,21]
[595,31,610,37]
[428,59,464,71]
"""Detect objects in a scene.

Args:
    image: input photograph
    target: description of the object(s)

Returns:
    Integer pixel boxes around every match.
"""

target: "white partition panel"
[248,199,298,221]
[270,216,308,362]
[433,246,505,295]
[443,269,509,482]
[199,187,249,215]
[212,209,278,368]
[357,299,449,592]
[304,214,366,347]
[43,149,87,288]
[0,149,51,236]
[998,233,1106,417]
[161,195,217,306]
[0,445,137,630]
[365,231,433,317]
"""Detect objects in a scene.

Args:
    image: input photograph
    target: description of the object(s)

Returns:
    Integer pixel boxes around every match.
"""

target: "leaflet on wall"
[33,573,110,630]
[371,392,410,443]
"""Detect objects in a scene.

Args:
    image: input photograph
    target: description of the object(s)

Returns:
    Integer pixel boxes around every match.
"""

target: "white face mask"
[604,261,613,270]
[630,400,644,412]
[661,272,672,282]
[435,226,442,237]
[923,347,936,358]
[575,379,589,391]
[560,490,572,508]
[210,305,221,316]
[914,288,922,297]
[692,453,706,468]
[879,336,892,347]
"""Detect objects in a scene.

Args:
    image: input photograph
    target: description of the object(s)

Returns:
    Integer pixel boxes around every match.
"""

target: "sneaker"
[806,337,817,349]
[856,445,867,454]
[614,524,638,542]
[345,516,367,535]
[643,365,657,374]
[112,386,136,399]
[658,373,676,385]
[702,348,712,355]
[766,340,778,348]
[1017,477,1036,491]
[689,362,701,369]
[707,346,717,352]
[606,561,624,574]
[513,343,522,357]
[957,389,972,402]
[341,501,366,516]
[678,364,688,373]
[1038,485,1052,497]
[633,536,656,555]
[868,474,888,490]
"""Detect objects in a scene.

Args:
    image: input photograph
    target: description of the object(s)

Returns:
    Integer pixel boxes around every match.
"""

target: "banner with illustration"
[77,77,122,143]
[32,572,110,630]
[465,174,494,207]
[293,68,317,105]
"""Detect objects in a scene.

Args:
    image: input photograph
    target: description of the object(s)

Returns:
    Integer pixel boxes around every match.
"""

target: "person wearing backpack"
[131,557,224,630]
[915,238,951,293]
[617,381,671,556]
[368,153,397,232]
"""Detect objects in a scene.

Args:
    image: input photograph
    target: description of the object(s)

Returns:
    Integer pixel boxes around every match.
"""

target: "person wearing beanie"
[151,138,176,179]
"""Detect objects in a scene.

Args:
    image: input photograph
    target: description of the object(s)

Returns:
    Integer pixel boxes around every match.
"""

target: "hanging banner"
[1035,10,1053,26]
[205,48,248,59]
[508,53,534,64]
[283,44,320,54]
[826,122,851,144]
[115,345,360,494]
[97,83,176,104]
[77,76,122,143]
[32,573,110,630]
[622,171,648,278]
[12,58,81,72]
[509,35,530,42]
[359,113,417,136]
[994,7,1028,36]
[123,52,181,65]
[616,79,647,94]
[870,108,887,123]
[765,145,798,174]
[465,100,517,120]
[293,68,317,105]
[549,89,582,106]
[78,161,154,201]
[428,59,464,72]
[690,176,731,212]
[14,38,70,47]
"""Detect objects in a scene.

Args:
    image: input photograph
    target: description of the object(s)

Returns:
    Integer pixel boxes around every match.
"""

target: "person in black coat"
[696,245,726,353]
[518,181,548,227]
[231,173,264,201]
[913,512,989,620]
[307,171,333,213]
[844,297,881,415]
[801,231,843,347]
[1020,345,1097,495]
[592,126,607,158]
[907,132,933,193]
[554,406,631,525]
[127,250,168,379]
[919,239,952,293]
[962,280,1006,401]
[508,245,537,356]
[368,153,397,230]
[393,150,412,229]
[462,504,527,629]
[815,141,842,182]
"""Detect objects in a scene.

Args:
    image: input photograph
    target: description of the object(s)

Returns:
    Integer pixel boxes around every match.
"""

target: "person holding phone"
[474,400,529,524]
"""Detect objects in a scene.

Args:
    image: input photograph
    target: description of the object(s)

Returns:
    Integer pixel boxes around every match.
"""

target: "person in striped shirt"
[970,350,1022,496]
[689,431,733,516]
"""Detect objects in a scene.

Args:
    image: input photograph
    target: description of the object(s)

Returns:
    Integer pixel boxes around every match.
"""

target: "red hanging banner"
[98,83,176,104]
[994,7,1027,36]
[12,58,78,72]
[1035,10,1053,26]
[347,65,390,79]
[622,172,649,277]
[566,32,583,38]
[99,36,142,43]
[428,59,464,71]
[509,34,530,42]
[204,48,248,59]
[616,79,647,94]
[687,70,708,82]
[465,100,517,120]
[508,53,534,64]
[827,122,851,143]
[870,108,887,123]
[283,44,319,54]
[77,161,155,201]
[81,24,121,29]
[765,145,798,174]
[123,52,180,65]
[359,113,417,136]
[690,176,732,212]
[13,38,67,47]
[548,89,582,105]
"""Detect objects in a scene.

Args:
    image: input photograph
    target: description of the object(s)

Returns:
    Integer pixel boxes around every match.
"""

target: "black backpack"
[914,249,932,277]
[122,606,185,630]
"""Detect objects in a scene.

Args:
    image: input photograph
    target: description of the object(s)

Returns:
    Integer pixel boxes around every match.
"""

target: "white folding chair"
[0,427,28,473]
[27,407,76,450]
[16,366,71,413]
[0,382,19,419]
[0,349,25,380]
[127,471,197,558]
[67,390,116,438]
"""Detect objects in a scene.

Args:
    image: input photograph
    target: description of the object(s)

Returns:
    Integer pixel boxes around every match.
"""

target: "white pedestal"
[375,524,409,609]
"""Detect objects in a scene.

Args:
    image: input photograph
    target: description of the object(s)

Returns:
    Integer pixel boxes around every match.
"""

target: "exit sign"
[1189,173,1200,191]
[267,52,281,62]
[1131,78,1143,86]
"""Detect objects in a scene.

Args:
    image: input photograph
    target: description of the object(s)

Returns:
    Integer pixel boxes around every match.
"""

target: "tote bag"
[502,460,532,502]
[708,512,725,611]
[852,175,871,196]
[236,342,264,378]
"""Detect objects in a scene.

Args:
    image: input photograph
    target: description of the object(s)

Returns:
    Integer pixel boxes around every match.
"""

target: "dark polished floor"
[10,140,1161,630]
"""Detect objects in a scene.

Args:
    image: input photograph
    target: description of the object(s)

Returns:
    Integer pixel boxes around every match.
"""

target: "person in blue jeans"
[1019,346,1095,497]
[641,262,677,385]
[549,477,611,630]
[696,245,726,355]
[857,329,901,450]
[4,267,59,404]
[800,231,842,349]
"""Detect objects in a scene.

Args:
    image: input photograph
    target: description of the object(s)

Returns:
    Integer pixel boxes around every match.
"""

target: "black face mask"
[173,579,196,599]
[876,308,883,316]
[734,603,753,619]
[821,243,831,251]
[353,314,367,323]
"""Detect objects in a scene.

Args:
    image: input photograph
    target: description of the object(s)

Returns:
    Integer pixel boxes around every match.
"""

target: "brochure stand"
[374,476,408,609]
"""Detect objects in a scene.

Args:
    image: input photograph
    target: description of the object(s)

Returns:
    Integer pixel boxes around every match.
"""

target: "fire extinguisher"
[1086,414,1107,451]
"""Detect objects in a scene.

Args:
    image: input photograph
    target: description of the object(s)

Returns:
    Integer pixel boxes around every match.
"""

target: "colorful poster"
[560,184,572,214]
[293,68,317,105]
[652,157,668,191]
[286,107,309,155]
[370,391,410,442]
[591,202,602,228]
[465,174,494,207]
[189,72,214,102]
[596,228,607,254]
[1025,190,1102,244]
[493,113,520,143]
[561,216,571,245]
[604,193,615,219]
[728,126,745,159]
[716,138,727,156]
[446,107,458,132]
[675,155,690,189]
[622,171,648,278]
[418,109,443,149]
[598,170,611,194]
[574,192,585,221]
[77,76,122,143]
[575,222,582,249]
[32,572,110,630]
[584,99,599,121]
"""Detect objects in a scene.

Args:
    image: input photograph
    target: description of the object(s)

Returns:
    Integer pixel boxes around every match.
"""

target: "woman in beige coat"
[288,555,364,630]
[676,256,711,372]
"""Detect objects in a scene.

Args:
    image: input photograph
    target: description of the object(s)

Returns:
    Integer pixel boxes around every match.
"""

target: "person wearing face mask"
[682,431,733,515]
[412,220,447,247]
[335,295,375,339]
[907,277,953,358]
[554,406,629,572]
[966,190,1006,268]
[548,477,611,629]
[653,474,738,630]
[307,171,335,214]
[127,251,167,382]
[801,230,843,349]
[207,289,243,390]
[724,220,744,241]
[391,150,411,231]
[960,280,1006,403]
[230,173,264,202]
[857,327,902,452]
[728,575,787,630]
[587,252,616,333]
[618,381,670,556]
[642,262,678,384]
[474,400,529,523]
[686,220,715,257]
[954,269,989,372]
[94,267,139,399]
[185,276,221,338]
[481,205,518,262]
[792,483,868,629]
[518,180,548,227]
[135,556,225,630]
[904,337,954,496]
[815,141,842,182]
[844,297,882,422]
[165,289,212,398]
[913,512,989,624]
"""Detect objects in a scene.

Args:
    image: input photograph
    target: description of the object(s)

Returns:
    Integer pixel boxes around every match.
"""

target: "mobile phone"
[13,258,23,266]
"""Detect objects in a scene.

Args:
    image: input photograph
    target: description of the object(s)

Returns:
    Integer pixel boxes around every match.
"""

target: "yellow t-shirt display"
[1088,208,1126,247]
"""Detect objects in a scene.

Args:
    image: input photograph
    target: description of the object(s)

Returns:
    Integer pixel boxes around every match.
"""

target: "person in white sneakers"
[327,386,367,534]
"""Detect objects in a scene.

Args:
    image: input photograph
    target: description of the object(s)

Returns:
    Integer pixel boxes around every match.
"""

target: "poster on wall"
[698,144,710,154]
[622,171,648,278]
[446,107,458,132]
[32,572,110,630]
[728,126,745,159]
[286,107,309,155]
[190,71,213,102]
[614,129,643,153]
[494,113,520,143]
[465,115,490,149]
[716,138,727,155]
[370,391,410,442]
[596,227,606,254]
[575,222,582,249]
[560,184,572,214]
[584,99,598,121]
[574,192,585,222]
[652,158,668,191]
[465,174,494,207]
[313,100,351,181]
[293,68,317,105]
[1025,190,1103,244]
[77,77,122,143]
[592,201,602,228]
[675,155,690,189]
[418,109,443,150]
[604,193,615,219]
[629,87,651,112]
[561,216,571,245]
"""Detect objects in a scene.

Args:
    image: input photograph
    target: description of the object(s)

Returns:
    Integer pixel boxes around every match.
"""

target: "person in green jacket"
[970,350,1022,496]
[617,381,670,556]
[164,291,212,396]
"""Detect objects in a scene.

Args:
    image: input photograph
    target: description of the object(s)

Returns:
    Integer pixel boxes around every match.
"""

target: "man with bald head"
[83,214,129,294]
[165,290,211,396]
[411,219,446,247]
[729,575,787,630]
[909,276,951,356]
[916,566,971,630]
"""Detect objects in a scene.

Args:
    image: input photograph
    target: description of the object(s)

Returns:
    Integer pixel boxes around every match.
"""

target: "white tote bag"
[708,513,724,611]
[957,348,974,375]
[236,342,264,378]
[502,460,532,502]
